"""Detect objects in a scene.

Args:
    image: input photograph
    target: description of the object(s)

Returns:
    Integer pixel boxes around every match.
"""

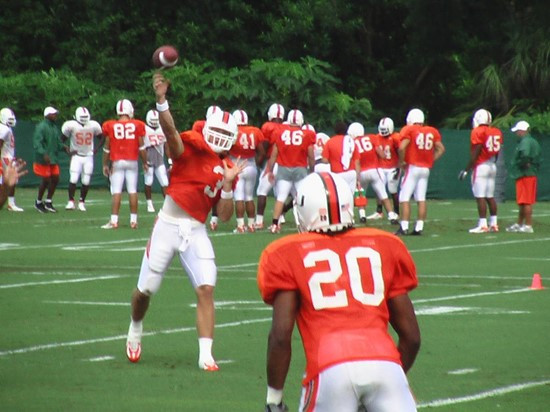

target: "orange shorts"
[33,163,60,178]
[516,176,537,205]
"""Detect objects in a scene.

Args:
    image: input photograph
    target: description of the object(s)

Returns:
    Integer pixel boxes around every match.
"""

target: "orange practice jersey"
[322,134,359,173]
[192,119,206,135]
[470,125,502,166]
[399,124,442,168]
[272,125,315,167]
[377,132,401,168]
[261,121,283,158]
[354,134,380,171]
[258,228,418,385]
[230,125,264,159]
[102,119,146,161]
[167,130,235,223]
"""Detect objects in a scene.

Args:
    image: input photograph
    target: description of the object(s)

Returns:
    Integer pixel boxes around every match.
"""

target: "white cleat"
[65,200,75,210]
[101,221,118,229]
[367,212,383,220]
[469,225,489,234]
[198,358,219,372]
[147,203,155,213]
[505,223,520,232]
[78,201,87,212]
[519,225,534,233]
[7,204,24,212]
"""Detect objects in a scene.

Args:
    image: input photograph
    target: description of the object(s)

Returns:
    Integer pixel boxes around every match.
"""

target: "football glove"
[265,402,289,412]
[392,168,400,180]
[458,170,468,180]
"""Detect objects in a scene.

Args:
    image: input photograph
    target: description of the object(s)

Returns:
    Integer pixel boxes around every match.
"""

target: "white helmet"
[287,109,304,127]
[146,109,159,128]
[293,172,355,233]
[378,117,394,136]
[203,110,238,153]
[302,123,316,133]
[472,108,492,128]
[346,122,364,138]
[74,107,91,125]
[0,108,16,127]
[406,108,425,125]
[116,99,134,118]
[232,109,248,125]
[267,103,285,121]
[206,105,221,119]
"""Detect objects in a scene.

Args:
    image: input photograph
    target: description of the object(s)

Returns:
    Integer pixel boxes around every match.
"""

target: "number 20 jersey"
[257,227,418,384]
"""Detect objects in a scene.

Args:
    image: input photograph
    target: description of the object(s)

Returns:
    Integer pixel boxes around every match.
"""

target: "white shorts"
[359,169,388,200]
[144,163,169,187]
[110,160,139,194]
[299,360,416,412]
[257,163,278,197]
[137,211,216,295]
[232,157,257,201]
[399,165,430,202]
[471,161,497,198]
[336,170,357,195]
[314,162,331,173]
[69,155,94,185]
[379,167,400,194]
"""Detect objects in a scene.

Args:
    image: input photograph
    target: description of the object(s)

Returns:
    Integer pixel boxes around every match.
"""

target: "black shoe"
[394,228,408,236]
[411,230,423,236]
[390,219,399,225]
[35,201,48,213]
[360,217,367,223]
[44,202,57,213]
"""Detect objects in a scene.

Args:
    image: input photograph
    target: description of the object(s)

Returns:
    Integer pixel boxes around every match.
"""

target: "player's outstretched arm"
[388,293,421,373]
[152,72,183,159]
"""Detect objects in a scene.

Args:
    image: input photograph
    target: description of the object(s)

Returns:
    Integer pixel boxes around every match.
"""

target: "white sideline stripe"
[0,317,271,357]
[0,275,121,289]
[410,237,550,253]
[417,379,550,408]
[87,356,115,362]
[413,287,531,304]
[44,300,129,306]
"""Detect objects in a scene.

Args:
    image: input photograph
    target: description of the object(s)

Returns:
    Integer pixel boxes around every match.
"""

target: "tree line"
[1,0,549,132]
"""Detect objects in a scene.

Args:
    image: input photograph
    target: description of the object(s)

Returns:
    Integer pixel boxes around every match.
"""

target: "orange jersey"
[192,119,206,134]
[322,134,359,173]
[166,130,235,223]
[470,125,502,165]
[273,125,315,167]
[354,134,380,171]
[230,125,264,159]
[377,132,401,168]
[399,124,442,168]
[261,121,283,158]
[102,118,146,161]
[258,228,418,385]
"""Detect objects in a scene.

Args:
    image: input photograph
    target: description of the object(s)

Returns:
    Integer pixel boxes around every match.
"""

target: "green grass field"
[1,188,550,411]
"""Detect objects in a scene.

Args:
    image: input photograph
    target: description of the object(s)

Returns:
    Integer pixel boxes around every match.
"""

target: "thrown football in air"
[152,45,179,69]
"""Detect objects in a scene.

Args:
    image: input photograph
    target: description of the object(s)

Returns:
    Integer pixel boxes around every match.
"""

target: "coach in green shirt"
[33,106,65,213]
[506,120,542,233]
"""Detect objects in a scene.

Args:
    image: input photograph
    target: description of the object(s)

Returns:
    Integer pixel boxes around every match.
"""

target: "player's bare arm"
[398,139,409,168]
[102,137,111,177]
[216,157,247,221]
[434,141,446,162]
[267,290,299,391]
[152,72,183,158]
[388,293,421,373]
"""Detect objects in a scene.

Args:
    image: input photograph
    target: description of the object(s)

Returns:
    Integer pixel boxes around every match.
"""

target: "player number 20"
[305,247,385,310]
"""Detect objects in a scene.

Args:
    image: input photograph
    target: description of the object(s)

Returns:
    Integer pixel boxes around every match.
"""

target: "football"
[152,45,179,69]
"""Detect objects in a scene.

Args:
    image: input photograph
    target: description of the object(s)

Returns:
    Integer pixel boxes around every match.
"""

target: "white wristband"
[156,100,169,112]
[220,189,233,200]
[167,158,173,165]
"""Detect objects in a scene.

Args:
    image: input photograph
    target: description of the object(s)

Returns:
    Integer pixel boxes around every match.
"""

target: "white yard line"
[0,317,271,357]
[417,379,550,408]
[0,275,122,289]
[412,287,531,304]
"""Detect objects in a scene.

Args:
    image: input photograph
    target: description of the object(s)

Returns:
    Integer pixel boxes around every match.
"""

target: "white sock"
[359,209,366,218]
[111,214,119,224]
[210,216,218,224]
[128,319,143,340]
[478,218,487,227]
[489,215,497,226]
[8,196,15,206]
[415,220,424,232]
[130,213,138,224]
[198,337,214,362]
[256,215,264,225]
[147,199,153,207]
[401,221,409,231]
[236,218,244,227]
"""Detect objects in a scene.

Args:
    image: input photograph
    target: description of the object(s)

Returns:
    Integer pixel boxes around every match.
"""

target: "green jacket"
[33,119,65,165]
[509,134,542,179]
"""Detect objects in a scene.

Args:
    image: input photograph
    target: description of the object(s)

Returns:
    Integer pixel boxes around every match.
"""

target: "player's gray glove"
[458,170,468,180]
[265,402,289,412]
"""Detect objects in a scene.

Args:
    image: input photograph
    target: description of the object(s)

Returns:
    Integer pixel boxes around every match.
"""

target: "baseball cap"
[43,106,59,117]
[511,120,530,132]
